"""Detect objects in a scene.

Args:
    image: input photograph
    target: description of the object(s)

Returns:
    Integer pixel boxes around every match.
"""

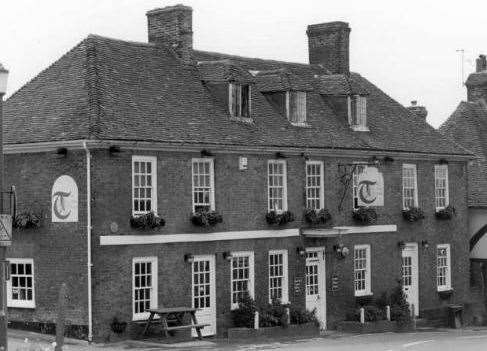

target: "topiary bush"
[402,207,425,222]
[231,293,257,328]
[190,210,223,227]
[289,307,320,326]
[266,211,295,225]
[303,208,332,225]
[130,211,165,229]
[352,207,377,225]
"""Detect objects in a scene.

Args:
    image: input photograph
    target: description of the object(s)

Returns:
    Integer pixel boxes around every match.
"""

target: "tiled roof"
[314,74,368,96]
[465,72,487,86]
[252,69,314,92]
[440,101,487,206]
[3,35,470,158]
[197,60,255,83]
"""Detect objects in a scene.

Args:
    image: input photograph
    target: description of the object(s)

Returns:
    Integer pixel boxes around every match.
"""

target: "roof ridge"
[86,34,156,49]
[193,49,326,70]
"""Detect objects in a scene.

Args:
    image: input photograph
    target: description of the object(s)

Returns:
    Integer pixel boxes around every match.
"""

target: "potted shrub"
[130,211,165,229]
[191,210,223,227]
[303,208,331,225]
[352,207,377,225]
[110,316,127,334]
[435,205,456,220]
[13,211,42,230]
[402,207,425,222]
[266,211,295,225]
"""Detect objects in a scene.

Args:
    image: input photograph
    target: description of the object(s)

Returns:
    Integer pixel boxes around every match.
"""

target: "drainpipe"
[83,141,93,342]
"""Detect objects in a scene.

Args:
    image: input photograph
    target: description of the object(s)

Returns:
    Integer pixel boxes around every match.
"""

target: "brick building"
[441,55,487,307]
[3,4,472,341]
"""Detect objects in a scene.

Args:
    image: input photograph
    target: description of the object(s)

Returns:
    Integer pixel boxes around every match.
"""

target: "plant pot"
[110,321,127,334]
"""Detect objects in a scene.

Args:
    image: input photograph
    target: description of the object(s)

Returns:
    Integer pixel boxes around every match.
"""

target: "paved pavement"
[7,328,487,351]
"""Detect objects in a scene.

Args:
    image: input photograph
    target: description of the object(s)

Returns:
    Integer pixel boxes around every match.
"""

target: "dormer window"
[348,95,368,131]
[229,83,251,118]
[287,91,307,125]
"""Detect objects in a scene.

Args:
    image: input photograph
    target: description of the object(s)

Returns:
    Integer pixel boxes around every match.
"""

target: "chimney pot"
[146,4,193,64]
[306,21,351,74]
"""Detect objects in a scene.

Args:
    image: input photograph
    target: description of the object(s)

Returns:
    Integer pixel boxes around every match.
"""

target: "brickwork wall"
[2,149,470,341]
[3,151,88,325]
[89,150,469,339]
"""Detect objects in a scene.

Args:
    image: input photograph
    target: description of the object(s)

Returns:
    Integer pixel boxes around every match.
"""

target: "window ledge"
[351,125,370,132]
[8,303,36,309]
[230,116,254,124]
[354,292,373,297]
[289,122,311,128]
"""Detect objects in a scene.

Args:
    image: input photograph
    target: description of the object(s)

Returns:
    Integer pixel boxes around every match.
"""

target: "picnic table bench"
[142,307,209,340]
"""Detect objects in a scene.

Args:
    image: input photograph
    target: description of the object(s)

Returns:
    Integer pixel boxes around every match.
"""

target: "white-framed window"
[132,156,157,216]
[229,83,251,118]
[7,258,35,309]
[286,91,307,125]
[354,245,372,296]
[268,250,289,303]
[348,95,368,131]
[230,251,255,310]
[437,244,451,291]
[434,165,449,210]
[352,163,367,209]
[402,164,418,209]
[267,160,288,212]
[192,158,215,213]
[305,161,324,210]
[132,257,158,321]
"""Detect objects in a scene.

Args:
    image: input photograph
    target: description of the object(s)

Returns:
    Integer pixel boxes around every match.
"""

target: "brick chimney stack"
[476,54,487,73]
[407,100,428,120]
[306,22,351,75]
[146,4,193,64]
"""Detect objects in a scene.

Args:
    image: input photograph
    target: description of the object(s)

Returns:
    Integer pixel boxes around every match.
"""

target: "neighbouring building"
[441,54,487,307]
[3,4,473,341]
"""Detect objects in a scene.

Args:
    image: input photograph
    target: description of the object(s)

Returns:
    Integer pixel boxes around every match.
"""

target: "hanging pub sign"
[0,214,12,246]
[356,166,384,207]
[51,175,78,222]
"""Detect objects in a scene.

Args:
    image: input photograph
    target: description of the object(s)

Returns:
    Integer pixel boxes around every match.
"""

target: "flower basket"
[130,212,165,229]
[110,317,127,334]
[402,207,425,222]
[266,211,295,225]
[303,208,331,225]
[191,210,223,227]
[13,212,42,230]
[435,205,456,220]
[352,207,377,225]
[438,289,453,300]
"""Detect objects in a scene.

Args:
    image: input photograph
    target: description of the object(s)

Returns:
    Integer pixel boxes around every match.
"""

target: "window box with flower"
[130,211,165,230]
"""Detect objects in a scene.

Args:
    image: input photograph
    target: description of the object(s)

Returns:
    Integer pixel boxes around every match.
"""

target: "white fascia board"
[100,228,300,246]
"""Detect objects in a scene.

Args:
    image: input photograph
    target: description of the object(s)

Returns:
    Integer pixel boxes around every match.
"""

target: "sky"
[0,0,485,128]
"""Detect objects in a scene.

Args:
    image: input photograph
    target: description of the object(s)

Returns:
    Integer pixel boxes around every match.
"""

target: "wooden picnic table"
[142,307,208,340]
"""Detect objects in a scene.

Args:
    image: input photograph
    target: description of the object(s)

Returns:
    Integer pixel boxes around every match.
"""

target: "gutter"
[83,141,93,342]
[2,139,475,161]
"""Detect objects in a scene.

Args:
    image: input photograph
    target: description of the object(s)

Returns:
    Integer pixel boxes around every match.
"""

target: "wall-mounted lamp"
[438,158,449,165]
[56,147,68,156]
[383,156,394,165]
[296,246,306,257]
[421,240,430,249]
[223,251,233,261]
[109,145,121,154]
[369,156,380,166]
[201,149,213,157]
[301,152,310,160]
[275,152,286,159]
[397,241,406,250]
[184,253,194,263]
[333,244,349,259]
